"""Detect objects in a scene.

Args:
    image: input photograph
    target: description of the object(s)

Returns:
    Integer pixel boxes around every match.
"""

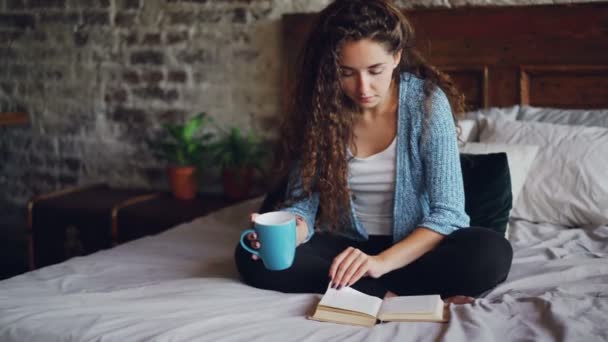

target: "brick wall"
[0,0,589,212]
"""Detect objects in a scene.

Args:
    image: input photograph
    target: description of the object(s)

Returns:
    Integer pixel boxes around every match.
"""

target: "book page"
[318,284,383,317]
[378,294,442,315]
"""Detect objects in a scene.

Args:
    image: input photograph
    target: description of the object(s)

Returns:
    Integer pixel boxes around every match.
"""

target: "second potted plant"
[211,127,269,200]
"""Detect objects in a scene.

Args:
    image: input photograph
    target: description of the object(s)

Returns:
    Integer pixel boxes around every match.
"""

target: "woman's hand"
[329,247,388,289]
[246,213,309,261]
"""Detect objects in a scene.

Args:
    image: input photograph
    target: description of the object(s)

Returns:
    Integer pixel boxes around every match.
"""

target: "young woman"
[234,0,512,303]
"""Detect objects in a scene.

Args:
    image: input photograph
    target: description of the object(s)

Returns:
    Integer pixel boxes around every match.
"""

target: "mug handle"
[240,229,260,256]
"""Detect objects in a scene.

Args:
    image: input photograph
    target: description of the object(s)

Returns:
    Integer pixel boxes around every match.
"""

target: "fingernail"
[337,285,342,290]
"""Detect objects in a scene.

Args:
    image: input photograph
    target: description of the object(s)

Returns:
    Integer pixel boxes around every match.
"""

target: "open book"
[308,284,448,327]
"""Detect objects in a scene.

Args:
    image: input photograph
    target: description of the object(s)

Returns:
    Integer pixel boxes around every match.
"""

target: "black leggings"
[234,227,513,299]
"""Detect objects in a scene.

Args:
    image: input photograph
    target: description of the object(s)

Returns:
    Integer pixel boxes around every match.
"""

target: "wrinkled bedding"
[1,197,607,341]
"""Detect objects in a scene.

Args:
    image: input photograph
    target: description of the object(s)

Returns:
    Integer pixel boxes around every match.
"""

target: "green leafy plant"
[150,112,215,167]
[210,126,270,171]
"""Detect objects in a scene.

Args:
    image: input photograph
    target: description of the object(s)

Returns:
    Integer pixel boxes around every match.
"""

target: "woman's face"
[338,39,401,110]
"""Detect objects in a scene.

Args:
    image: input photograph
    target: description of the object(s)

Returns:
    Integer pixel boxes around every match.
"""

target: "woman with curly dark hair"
[235,0,512,303]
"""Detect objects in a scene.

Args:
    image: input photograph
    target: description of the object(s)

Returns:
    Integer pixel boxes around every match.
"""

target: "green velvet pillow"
[460,152,512,235]
[259,152,513,236]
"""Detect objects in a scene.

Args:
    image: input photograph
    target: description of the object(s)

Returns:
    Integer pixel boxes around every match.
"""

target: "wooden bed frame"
[282,2,608,111]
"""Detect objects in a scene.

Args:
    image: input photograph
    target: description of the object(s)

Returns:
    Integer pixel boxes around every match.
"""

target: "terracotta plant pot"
[167,166,198,200]
[222,166,254,200]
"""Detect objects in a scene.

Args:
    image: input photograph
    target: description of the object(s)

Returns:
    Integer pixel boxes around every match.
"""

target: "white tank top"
[347,137,396,236]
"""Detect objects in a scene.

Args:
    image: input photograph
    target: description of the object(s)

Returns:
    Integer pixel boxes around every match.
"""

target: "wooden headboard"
[282,2,608,111]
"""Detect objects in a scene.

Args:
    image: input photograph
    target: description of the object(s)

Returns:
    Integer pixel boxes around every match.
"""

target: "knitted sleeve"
[419,88,470,235]
[280,163,320,243]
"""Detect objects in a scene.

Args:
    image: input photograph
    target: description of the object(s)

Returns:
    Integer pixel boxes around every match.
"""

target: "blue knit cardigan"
[283,73,470,243]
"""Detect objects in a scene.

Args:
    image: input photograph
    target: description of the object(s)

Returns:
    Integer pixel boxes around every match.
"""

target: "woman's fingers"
[248,213,261,261]
[329,248,349,281]
[331,247,363,288]
[249,240,261,260]
[349,263,369,287]
[340,255,367,288]
[247,235,260,250]
[333,249,359,287]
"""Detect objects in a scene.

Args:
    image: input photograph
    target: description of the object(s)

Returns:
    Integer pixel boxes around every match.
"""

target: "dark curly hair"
[273,0,465,232]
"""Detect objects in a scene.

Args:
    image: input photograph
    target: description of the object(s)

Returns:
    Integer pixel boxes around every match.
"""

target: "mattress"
[1,197,607,341]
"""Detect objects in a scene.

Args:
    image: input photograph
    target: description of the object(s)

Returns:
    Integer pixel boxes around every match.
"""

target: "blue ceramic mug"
[239,211,297,271]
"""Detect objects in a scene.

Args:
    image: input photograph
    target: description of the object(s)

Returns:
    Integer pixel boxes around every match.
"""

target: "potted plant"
[210,127,270,200]
[150,112,214,200]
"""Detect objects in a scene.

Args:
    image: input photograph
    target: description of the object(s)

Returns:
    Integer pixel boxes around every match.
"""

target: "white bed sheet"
[1,197,607,341]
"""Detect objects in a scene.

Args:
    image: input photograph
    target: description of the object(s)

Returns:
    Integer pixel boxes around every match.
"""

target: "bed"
[2,3,608,341]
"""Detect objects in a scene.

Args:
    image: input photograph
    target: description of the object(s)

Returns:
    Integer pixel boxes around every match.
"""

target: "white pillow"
[459,142,539,209]
[463,106,520,142]
[464,105,520,121]
[458,119,478,142]
[479,118,608,227]
[520,106,608,128]
[465,105,608,128]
